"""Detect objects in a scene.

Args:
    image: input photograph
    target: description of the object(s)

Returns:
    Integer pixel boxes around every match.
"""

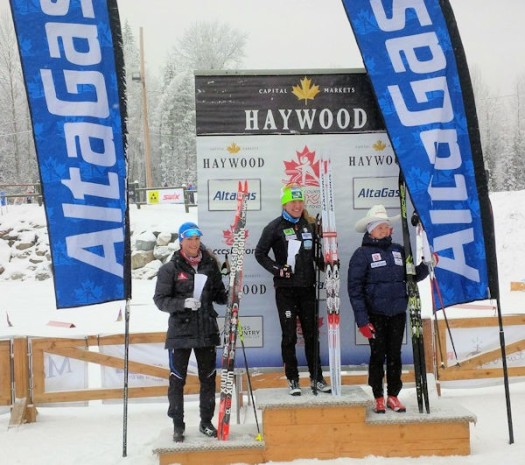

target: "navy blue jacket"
[347,233,428,328]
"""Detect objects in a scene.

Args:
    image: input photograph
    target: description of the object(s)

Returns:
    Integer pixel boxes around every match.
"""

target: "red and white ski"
[319,157,341,396]
[217,180,249,440]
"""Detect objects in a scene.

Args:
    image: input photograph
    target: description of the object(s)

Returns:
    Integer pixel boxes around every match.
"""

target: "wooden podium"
[153,385,476,465]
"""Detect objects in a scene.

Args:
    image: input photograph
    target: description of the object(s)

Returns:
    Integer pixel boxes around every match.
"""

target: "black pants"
[275,286,323,382]
[167,346,216,427]
[367,312,406,398]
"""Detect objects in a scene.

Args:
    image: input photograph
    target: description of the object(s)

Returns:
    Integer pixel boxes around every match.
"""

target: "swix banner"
[10,0,130,308]
[342,0,498,307]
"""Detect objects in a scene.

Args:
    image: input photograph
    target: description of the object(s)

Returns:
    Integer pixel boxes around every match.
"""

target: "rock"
[8,271,25,280]
[35,270,52,281]
[134,231,157,251]
[15,231,37,250]
[156,231,173,246]
[145,259,163,271]
[131,250,155,270]
[0,240,11,264]
[153,241,179,261]
[0,213,173,282]
[15,241,34,251]
[0,228,12,239]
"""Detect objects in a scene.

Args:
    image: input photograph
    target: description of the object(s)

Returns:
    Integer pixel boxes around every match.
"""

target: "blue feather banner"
[10,0,130,308]
[341,0,497,307]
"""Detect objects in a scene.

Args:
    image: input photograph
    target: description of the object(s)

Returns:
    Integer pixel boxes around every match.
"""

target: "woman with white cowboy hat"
[348,205,428,414]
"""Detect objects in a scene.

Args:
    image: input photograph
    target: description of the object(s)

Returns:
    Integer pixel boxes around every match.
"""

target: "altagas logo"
[292,77,320,105]
[223,225,249,247]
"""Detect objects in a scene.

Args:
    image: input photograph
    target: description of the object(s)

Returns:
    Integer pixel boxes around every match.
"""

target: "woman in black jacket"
[153,222,228,442]
[255,184,330,396]
[348,205,428,414]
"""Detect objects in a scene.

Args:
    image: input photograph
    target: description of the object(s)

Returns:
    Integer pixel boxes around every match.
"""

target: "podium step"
[153,385,476,465]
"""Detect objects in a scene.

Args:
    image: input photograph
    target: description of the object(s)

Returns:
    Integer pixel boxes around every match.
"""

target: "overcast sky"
[3,0,524,95]
[116,0,525,96]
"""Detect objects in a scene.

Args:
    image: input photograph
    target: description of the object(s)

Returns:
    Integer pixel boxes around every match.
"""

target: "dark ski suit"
[347,233,428,398]
[153,246,227,428]
[255,213,324,383]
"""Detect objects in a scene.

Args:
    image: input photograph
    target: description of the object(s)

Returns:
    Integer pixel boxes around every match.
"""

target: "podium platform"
[153,385,476,465]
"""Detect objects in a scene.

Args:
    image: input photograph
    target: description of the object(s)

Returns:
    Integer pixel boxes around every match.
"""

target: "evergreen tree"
[153,21,247,185]
[121,21,148,187]
[512,77,525,190]
[471,68,507,192]
[0,13,36,185]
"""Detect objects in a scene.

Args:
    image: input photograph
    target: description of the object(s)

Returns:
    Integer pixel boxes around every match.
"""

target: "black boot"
[199,421,217,438]
[173,422,185,443]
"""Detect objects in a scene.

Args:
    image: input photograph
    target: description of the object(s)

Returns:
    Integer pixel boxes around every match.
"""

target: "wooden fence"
[434,314,525,381]
[1,315,523,424]
[0,182,42,205]
[0,182,197,211]
[0,340,11,406]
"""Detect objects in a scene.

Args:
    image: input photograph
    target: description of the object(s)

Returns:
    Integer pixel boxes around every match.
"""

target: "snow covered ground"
[1,382,524,465]
[0,191,524,465]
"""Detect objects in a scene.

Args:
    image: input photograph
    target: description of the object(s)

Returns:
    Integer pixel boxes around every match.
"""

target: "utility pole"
[139,27,153,188]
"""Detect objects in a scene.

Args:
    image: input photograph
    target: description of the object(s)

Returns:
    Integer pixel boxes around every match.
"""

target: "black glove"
[279,264,293,279]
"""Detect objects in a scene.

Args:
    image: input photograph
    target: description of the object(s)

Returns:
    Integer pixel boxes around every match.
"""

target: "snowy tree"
[510,75,525,190]
[156,70,196,186]
[492,79,525,192]
[121,22,164,189]
[121,21,145,186]
[0,13,37,185]
[153,21,247,185]
[470,67,507,192]
[169,20,247,71]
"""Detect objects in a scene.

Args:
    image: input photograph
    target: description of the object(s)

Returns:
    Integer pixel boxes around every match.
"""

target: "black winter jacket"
[255,214,319,288]
[153,246,228,349]
[347,233,429,328]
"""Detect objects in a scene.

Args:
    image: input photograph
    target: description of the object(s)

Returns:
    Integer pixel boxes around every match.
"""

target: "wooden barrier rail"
[435,314,525,381]
[31,333,171,404]
[0,182,42,206]
[0,340,11,406]
[1,314,524,424]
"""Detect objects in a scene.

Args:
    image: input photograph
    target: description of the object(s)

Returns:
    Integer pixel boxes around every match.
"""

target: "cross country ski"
[217,180,249,440]
[398,172,430,413]
[319,156,341,396]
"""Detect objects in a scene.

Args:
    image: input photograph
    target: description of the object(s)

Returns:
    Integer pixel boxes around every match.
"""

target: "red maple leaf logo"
[223,225,249,246]
[282,146,320,187]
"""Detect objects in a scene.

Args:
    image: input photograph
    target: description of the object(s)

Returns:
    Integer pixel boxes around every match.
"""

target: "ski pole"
[414,216,446,370]
[312,213,323,396]
[414,213,460,367]
[237,319,262,441]
[429,265,460,366]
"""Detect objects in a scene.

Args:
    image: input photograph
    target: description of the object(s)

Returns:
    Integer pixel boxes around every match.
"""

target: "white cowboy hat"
[354,204,401,233]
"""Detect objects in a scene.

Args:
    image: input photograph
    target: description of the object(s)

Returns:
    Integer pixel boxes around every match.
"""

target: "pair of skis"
[398,172,430,413]
[217,180,249,440]
[319,157,341,396]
